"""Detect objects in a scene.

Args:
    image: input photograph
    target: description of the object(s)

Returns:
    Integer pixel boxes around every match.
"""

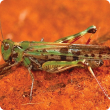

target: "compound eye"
[4,43,10,50]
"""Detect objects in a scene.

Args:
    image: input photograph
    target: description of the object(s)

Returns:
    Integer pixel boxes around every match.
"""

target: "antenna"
[0,21,4,40]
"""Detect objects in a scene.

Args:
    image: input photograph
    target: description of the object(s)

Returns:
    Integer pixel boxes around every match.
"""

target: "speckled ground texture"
[0,0,110,110]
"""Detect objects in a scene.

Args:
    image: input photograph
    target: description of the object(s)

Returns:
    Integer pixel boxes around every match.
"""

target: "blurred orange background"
[0,0,110,110]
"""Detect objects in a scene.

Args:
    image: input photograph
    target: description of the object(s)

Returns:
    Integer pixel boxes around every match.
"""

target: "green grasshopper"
[1,24,110,101]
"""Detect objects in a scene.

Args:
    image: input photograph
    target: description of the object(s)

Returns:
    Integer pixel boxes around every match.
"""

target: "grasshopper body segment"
[1,25,110,100]
[1,39,14,62]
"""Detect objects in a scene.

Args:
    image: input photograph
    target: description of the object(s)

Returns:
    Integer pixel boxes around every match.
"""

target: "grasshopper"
[0,24,110,101]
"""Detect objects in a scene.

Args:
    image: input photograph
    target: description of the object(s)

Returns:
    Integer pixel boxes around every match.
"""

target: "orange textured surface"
[0,0,110,110]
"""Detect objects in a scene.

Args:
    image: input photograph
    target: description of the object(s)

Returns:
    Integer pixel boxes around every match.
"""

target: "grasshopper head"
[1,39,14,62]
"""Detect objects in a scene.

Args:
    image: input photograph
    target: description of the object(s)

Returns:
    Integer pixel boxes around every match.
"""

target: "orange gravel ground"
[0,0,110,110]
